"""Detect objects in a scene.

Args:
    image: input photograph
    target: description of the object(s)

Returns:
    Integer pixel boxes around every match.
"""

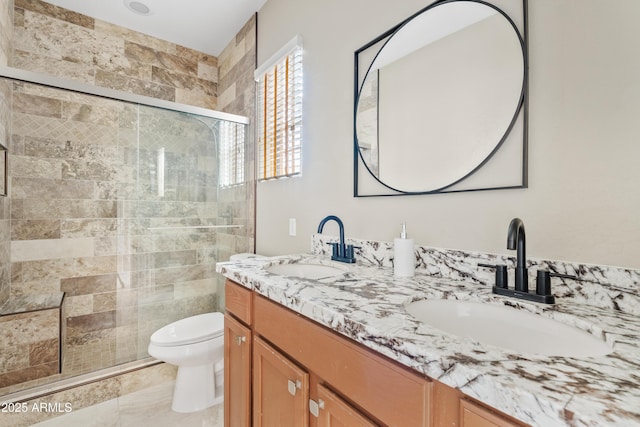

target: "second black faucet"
[491,217,556,304]
[317,215,357,263]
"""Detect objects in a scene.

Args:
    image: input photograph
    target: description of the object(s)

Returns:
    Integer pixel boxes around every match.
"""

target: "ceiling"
[40,0,267,57]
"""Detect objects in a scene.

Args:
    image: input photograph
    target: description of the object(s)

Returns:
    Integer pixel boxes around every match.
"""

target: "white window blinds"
[219,121,246,188]
[255,36,303,180]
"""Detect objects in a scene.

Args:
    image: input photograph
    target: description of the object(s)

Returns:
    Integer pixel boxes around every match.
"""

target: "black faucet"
[317,215,357,263]
[507,217,528,292]
[487,217,555,304]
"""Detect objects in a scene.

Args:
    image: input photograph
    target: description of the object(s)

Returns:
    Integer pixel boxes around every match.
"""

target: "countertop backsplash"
[311,234,640,315]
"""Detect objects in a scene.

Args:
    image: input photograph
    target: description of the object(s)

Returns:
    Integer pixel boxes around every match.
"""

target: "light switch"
[289,218,296,236]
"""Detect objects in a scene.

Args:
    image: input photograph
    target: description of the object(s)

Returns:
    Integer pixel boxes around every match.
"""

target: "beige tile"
[118,363,176,396]
[92,292,116,313]
[19,256,117,282]
[10,177,95,201]
[64,295,93,317]
[66,310,116,334]
[12,92,62,118]
[61,273,116,296]
[15,0,95,29]
[198,62,219,83]
[30,399,119,427]
[11,238,95,262]
[10,156,63,180]
[11,220,61,240]
[8,278,60,298]
[173,279,217,299]
[21,199,117,220]
[118,382,223,427]
[0,310,59,346]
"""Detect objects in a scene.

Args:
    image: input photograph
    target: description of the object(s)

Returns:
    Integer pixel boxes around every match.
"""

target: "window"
[255,36,303,180]
[219,121,246,187]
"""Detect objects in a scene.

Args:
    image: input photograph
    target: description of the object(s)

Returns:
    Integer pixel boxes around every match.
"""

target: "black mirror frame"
[353,0,529,197]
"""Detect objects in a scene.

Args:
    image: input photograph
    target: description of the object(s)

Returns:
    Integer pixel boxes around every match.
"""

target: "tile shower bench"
[0,293,65,389]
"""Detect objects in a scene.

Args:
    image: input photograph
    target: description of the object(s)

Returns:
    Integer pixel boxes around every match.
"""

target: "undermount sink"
[265,262,345,280]
[405,299,613,358]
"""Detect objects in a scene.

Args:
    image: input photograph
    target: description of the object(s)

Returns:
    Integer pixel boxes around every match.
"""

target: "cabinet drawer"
[225,280,253,325]
[254,295,430,427]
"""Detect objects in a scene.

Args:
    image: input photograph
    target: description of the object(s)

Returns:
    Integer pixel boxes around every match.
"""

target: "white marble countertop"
[217,254,640,427]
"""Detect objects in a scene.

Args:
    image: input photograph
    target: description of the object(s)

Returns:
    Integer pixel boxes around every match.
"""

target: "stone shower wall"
[0,0,12,309]
[0,294,62,388]
[216,14,257,262]
[0,0,257,395]
[12,0,218,109]
[0,0,10,66]
[7,81,222,388]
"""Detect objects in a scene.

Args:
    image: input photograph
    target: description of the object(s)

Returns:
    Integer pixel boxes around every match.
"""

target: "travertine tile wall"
[0,0,11,308]
[7,81,222,384]
[0,0,10,66]
[12,0,219,110]
[0,0,257,393]
[216,15,256,261]
[0,362,177,427]
[0,307,60,388]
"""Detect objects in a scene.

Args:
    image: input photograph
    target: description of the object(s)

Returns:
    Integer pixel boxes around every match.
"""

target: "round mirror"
[355,0,525,193]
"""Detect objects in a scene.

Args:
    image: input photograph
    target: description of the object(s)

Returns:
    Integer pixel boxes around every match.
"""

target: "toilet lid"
[150,312,224,347]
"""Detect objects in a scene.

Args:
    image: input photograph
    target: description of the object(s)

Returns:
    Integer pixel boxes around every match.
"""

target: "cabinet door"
[225,314,252,427]
[315,384,378,427]
[460,399,524,427]
[254,295,430,427]
[253,336,309,427]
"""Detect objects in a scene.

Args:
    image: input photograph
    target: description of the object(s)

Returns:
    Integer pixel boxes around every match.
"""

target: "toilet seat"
[150,312,224,347]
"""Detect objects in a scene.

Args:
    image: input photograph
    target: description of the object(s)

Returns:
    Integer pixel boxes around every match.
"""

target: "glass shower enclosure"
[0,67,253,396]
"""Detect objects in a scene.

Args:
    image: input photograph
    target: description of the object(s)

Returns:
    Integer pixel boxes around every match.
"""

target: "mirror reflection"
[355,0,526,194]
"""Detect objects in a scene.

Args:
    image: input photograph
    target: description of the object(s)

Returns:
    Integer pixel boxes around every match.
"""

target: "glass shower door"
[117,105,223,362]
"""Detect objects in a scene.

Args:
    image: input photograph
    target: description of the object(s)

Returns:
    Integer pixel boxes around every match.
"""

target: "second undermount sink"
[405,299,613,358]
[265,262,346,280]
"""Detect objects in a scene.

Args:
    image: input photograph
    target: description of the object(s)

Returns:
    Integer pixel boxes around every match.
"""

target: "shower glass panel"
[119,106,240,363]
[0,72,252,396]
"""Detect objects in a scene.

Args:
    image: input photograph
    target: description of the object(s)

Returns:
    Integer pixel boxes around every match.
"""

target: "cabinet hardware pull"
[287,379,297,396]
[235,336,246,346]
[309,399,324,417]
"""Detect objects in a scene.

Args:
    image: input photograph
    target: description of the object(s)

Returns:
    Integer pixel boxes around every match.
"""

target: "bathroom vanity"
[224,278,527,426]
[218,244,640,427]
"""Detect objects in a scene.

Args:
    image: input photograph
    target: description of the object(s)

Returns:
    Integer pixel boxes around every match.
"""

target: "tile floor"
[0,340,142,397]
[30,381,223,427]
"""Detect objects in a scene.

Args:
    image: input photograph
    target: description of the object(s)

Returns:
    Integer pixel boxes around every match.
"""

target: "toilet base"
[171,362,224,413]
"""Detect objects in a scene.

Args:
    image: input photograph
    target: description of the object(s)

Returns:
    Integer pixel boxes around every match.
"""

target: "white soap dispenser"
[394,222,415,277]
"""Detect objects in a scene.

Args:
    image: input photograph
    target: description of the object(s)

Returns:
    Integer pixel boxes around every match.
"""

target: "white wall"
[255,0,640,269]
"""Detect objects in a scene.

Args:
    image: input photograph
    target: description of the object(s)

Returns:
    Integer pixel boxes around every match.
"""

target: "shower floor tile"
[30,381,223,427]
[62,339,138,377]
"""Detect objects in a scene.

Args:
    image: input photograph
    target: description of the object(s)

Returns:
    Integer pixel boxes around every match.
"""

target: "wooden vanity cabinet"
[253,293,429,426]
[224,281,253,427]
[460,399,528,427]
[224,279,527,427]
[316,383,378,427]
[253,336,309,426]
[433,382,528,427]
[252,330,379,426]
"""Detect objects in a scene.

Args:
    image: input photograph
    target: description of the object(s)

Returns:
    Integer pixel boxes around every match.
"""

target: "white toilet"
[148,312,225,413]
